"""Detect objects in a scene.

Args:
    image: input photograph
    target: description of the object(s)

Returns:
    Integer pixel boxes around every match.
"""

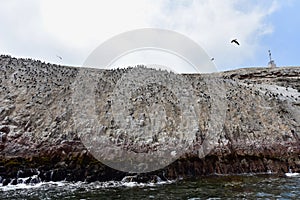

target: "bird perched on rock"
[231,39,240,45]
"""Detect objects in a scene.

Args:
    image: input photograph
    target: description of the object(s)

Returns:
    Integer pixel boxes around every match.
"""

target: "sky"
[0,0,299,72]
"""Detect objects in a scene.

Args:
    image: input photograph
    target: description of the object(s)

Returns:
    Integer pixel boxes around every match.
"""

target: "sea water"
[0,174,299,199]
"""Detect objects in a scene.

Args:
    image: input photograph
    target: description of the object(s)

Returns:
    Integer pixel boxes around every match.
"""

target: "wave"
[0,175,174,192]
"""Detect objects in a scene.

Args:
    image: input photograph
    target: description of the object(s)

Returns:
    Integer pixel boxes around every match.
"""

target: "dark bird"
[211,57,215,61]
[231,39,240,45]
[56,55,63,60]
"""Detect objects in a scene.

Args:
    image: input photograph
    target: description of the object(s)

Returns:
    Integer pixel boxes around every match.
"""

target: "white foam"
[0,178,174,191]
[285,168,300,177]
[285,172,300,177]
[0,181,67,191]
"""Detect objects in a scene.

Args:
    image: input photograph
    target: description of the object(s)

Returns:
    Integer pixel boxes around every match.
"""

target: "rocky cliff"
[0,55,299,185]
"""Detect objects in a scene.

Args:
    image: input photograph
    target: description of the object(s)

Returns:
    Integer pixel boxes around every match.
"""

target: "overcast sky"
[0,0,299,71]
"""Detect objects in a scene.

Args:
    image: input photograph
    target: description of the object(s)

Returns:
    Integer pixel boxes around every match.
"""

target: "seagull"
[231,39,240,45]
[56,55,63,60]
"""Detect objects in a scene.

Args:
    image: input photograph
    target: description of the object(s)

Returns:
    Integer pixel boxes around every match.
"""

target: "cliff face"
[0,55,299,183]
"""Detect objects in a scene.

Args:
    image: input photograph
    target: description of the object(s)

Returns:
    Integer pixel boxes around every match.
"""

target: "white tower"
[268,50,276,68]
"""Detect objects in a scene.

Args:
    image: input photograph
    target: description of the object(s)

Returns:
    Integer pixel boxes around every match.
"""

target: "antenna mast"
[268,50,276,68]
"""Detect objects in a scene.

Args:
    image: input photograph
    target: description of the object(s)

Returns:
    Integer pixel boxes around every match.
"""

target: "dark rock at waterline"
[2,178,11,186]
[16,169,36,179]
[10,178,17,185]
[24,178,32,184]
[0,55,299,183]
[30,177,40,184]
[50,169,66,182]
[17,178,23,184]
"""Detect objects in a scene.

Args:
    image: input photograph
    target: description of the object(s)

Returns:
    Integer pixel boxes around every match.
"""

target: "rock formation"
[0,55,299,184]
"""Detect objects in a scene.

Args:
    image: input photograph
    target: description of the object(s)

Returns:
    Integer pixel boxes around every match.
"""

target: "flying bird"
[211,57,215,61]
[56,55,63,60]
[231,39,240,45]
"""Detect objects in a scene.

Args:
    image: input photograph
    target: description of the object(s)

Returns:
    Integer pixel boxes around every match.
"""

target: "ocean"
[1,173,299,199]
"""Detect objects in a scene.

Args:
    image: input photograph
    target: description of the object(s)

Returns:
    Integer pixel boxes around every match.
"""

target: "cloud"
[149,0,279,69]
[40,0,153,47]
[0,0,279,70]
